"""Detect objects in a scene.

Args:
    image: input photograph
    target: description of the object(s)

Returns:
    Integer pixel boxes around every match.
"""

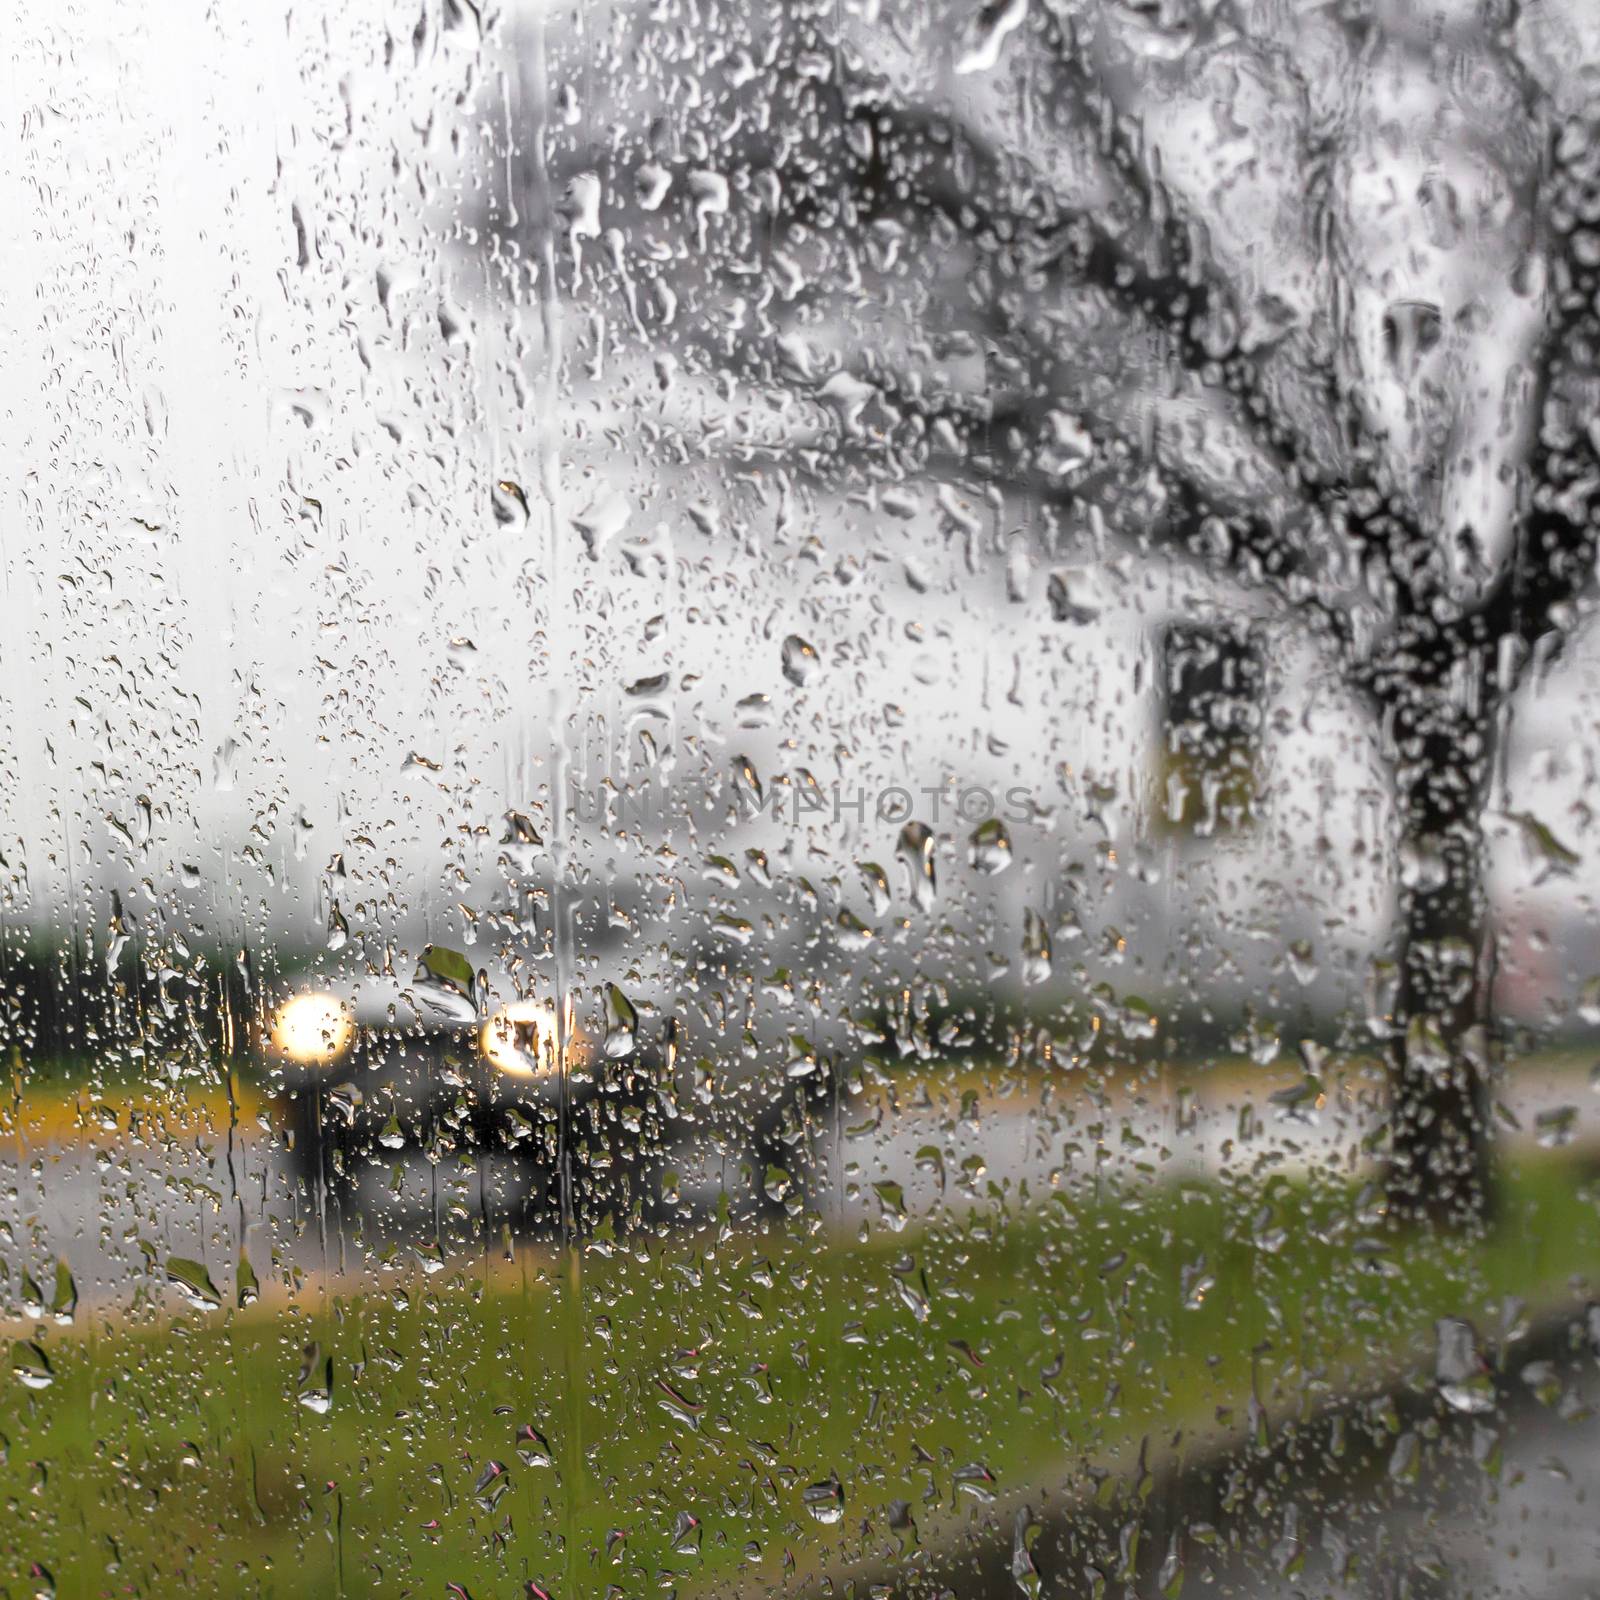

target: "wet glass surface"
[3,1,1600,1595]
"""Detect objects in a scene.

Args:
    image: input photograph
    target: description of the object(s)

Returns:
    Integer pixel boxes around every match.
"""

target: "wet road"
[2,1058,1595,1318]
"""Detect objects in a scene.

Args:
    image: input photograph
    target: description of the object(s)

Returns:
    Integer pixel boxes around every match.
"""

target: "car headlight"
[481,1000,563,1079]
[270,992,354,1066]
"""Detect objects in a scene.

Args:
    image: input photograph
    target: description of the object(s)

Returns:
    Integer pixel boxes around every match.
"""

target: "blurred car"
[263,940,835,1233]
[265,948,676,1233]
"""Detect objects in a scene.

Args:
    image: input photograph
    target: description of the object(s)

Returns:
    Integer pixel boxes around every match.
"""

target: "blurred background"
[2,1,1600,1595]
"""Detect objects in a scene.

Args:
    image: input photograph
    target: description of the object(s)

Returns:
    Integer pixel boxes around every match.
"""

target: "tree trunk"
[1381,633,1497,1225]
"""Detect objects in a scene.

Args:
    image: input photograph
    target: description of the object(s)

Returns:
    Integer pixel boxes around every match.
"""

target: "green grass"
[4,1154,1599,1598]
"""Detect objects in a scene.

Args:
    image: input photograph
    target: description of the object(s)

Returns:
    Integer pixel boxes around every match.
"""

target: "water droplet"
[1521,1359,1562,1406]
[49,1260,76,1325]
[1399,835,1449,891]
[1579,975,1600,1025]
[786,1034,819,1079]
[736,692,773,728]
[1022,909,1052,984]
[500,810,544,873]
[165,1256,222,1312]
[802,1474,844,1524]
[11,1340,53,1390]
[1505,810,1581,882]
[1038,410,1094,478]
[732,754,764,814]
[1535,1105,1578,1148]
[298,1344,334,1414]
[1366,959,1400,1036]
[413,944,478,1023]
[955,0,1028,75]
[1382,300,1443,382]
[970,818,1012,874]
[898,822,937,911]
[474,1460,511,1512]
[1047,569,1098,625]
[492,479,530,524]
[517,1423,554,1468]
[781,634,820,687]
[1014,1507,1044,1599]
[1435,1318,1496,1414]
[326,1082,364,1128]
[858,861,890,917]
[604,985,638,1059]
[212,737,239,792]
[1388,1432,1420,1481]
[872,1180,908,1231]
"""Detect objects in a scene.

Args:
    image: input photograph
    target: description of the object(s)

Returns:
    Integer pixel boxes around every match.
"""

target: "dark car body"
[266,945,829,1234]
[268,966,682,1233]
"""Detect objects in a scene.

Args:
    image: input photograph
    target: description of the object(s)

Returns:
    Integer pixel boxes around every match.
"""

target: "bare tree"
[502,0,1600,1222]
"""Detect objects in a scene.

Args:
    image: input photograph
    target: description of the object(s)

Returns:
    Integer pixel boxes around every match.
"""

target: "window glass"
[3,3,1599,1597]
